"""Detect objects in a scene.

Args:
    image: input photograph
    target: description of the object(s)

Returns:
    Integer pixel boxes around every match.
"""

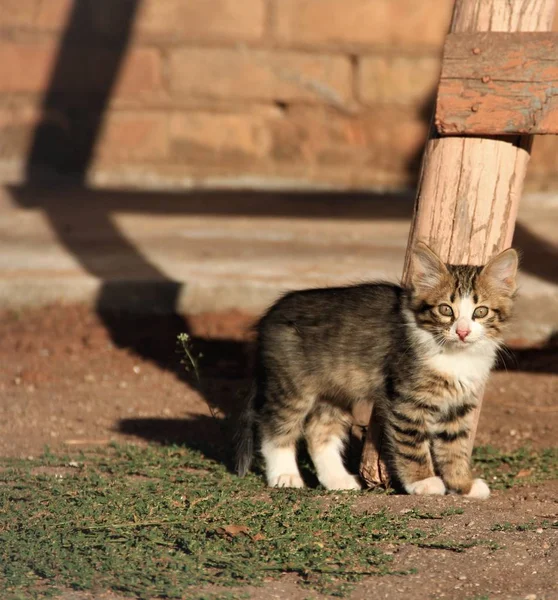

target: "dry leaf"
[252,533,265,541]
[516,469,532,478]
[215,524,250,538]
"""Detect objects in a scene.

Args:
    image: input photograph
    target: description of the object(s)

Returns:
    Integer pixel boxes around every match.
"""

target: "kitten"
[236,243,518,498]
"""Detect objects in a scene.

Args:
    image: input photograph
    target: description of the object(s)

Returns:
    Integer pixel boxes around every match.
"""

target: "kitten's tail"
[235,383,257,477]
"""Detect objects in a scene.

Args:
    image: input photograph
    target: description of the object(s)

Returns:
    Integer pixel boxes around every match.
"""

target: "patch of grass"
[473,446,558,489]
[1,444,556,599]
[0,445,425,599]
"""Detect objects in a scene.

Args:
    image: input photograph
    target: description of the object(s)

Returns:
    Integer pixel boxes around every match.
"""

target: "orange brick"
[530,136,558,175]
[269,105,427,171]
[34,0,74,30]
[0,40,163,98]
[268,106,366,165]
[170,112,275,163]
[362,107,428,171]
[0,107,36,158]
[96,113,169,161]
[134,0,265,40]
[273,0,452,48]
[169,48,352,103]
[0,41,57,92]
[359,56,440,105]
[112,49,164,99]
[0,0,40,28]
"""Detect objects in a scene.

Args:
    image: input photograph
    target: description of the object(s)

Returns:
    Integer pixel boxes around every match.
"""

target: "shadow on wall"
[11,0,190,373]
[25,0,141,179]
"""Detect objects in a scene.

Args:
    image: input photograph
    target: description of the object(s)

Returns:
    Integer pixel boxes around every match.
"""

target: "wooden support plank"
[360,0,556,490]
[437,32,558,135]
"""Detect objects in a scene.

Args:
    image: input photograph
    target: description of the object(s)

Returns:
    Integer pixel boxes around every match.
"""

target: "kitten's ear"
[480,248,518,295]
[410,242,448,292]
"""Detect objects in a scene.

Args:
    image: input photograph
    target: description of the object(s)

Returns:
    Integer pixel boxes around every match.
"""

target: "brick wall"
[0,0,556,191]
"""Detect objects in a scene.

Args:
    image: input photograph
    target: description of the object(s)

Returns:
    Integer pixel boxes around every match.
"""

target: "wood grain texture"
[360,0,556,490]
[437,32,558,135]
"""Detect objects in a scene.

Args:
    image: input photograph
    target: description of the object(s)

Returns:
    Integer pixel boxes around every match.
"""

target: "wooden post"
[360,0,557,489]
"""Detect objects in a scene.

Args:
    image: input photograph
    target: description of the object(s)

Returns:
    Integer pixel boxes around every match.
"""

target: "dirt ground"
[1,304,557,600]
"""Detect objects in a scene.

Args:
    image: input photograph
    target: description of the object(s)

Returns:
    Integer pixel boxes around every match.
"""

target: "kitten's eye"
[473,306,489,319]
[438,304,454,317]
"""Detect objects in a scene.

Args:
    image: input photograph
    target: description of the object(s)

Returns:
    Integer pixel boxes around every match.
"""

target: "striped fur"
[236,243,518,497]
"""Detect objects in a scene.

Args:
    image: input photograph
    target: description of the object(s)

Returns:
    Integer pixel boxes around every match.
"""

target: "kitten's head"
[409,242,518,348]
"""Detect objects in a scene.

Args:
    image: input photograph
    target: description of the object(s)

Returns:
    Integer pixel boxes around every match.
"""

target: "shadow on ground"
[104,311,253,467]
[109,310,558,471]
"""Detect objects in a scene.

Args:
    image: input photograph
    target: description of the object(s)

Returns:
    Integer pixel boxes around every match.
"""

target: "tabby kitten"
[236,243,518,498]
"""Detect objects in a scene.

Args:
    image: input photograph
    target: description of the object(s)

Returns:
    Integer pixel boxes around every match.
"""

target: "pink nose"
[457,328,470,341]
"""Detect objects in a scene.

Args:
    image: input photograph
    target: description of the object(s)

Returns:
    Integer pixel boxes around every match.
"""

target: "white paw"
[466,478,490,499]
[406,476,446,496]
[322,473,362,491]
[269,473,305,488]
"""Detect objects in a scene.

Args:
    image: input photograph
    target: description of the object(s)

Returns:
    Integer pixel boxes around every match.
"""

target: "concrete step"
[1,184,557,346]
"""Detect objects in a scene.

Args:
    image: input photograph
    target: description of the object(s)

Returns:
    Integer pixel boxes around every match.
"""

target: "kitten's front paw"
[465,478,490,499]
[322,474,362,491]
[405,476,446,496]
[269,473,305,488]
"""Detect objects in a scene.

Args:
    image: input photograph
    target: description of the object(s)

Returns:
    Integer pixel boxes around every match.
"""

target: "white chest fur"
[426,343,496,396]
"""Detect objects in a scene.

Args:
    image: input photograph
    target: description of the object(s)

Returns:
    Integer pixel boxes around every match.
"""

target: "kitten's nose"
[456,328,470,341]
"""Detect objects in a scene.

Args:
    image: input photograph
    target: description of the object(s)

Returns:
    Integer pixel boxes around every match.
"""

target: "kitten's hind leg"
[261,438,304,488]
[260,393,314,489]
[305,404,361,490]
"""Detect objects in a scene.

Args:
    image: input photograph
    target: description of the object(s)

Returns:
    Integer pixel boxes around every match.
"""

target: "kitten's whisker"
[495,345,518,372]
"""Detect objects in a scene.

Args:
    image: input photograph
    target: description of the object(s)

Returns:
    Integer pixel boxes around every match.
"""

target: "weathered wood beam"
[437,32,558,135]
[360,0,556,490]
